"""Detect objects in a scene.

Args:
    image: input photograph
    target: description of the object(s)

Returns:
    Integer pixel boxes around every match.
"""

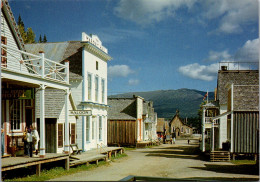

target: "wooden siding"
[107,120,136,146]
[1,11,27,72]
[233,111,259,154]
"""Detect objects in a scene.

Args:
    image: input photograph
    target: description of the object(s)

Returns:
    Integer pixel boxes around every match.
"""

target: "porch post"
[230,84,234,152]
[39,85,45,158]
[201,107,206,152]
[211,119,214,151]
[64,89,70,154]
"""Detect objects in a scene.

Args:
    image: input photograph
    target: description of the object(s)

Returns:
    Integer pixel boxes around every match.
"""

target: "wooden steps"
[210,151,230,162]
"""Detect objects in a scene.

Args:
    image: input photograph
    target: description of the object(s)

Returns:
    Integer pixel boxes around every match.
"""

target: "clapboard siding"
[107,120,136,146]
[1,12,27,72]
[233,111,259,153]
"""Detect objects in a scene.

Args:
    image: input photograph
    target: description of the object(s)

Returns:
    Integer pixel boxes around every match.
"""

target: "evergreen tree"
[43,34,47,43]
[26,28,36,44]
[38,34,42,43]
[17,15,26,43]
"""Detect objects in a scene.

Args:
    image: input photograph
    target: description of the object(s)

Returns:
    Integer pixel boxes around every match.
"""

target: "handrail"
[1,44,69,84]
[97,143,107,154]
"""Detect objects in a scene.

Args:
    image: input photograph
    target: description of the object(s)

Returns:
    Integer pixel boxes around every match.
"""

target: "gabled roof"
[169,110,192,128]
[107,98,137,120]
[217,70,259,105]
[2,0,25,50]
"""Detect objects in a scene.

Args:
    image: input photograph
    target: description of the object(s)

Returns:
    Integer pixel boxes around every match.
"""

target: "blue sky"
[9,0,259,95]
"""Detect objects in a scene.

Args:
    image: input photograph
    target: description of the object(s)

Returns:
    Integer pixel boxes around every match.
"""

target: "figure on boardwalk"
[32,126,40,155]
[26,126,33,157]
[23,127,28,156]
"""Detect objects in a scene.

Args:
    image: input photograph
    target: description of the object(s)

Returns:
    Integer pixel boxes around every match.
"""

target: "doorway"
[25,109,33,128]
[37,118,57,153]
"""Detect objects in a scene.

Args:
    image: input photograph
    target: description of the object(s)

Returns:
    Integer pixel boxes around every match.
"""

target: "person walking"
[26,127,33,157]
[32,126,40,156]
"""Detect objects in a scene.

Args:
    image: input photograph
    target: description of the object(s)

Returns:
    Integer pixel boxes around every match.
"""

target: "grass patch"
[5,153,127,181]
[231,160,257,165]
[124,147,136,151]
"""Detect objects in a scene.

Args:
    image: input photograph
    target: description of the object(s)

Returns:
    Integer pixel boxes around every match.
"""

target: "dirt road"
[51,140,259,181]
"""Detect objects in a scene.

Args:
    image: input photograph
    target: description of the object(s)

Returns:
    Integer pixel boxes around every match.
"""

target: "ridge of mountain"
[108,88,214,118]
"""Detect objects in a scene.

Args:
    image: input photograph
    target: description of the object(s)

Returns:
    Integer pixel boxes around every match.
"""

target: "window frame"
[10,100,22,131]
[95,76,99,102]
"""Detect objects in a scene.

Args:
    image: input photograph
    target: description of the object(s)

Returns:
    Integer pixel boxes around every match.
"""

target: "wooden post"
[39,84,45,158]
[64,89,70,154]
[96,160,99,165]
[86,162,89,166]
[109,151,112,160]
[202,107,206,152]
[120,149,123,154]
[114,151,117,157]
[65,157,70,171]
[36,164,41,176]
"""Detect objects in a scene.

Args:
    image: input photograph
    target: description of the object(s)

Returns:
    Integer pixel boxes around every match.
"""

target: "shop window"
[58,123,63,147]
[71,123,76,144]
[10,100,21,130]
[1,36,7,67]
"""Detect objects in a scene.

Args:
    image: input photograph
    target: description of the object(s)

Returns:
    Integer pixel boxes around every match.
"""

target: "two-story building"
[25,32,112,152]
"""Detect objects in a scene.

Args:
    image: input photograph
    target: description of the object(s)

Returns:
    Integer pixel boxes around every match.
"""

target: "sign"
[2,88,34,100]
[69,110,92,116]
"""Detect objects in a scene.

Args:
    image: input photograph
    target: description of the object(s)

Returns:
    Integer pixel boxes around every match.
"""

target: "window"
[10,100,21,130]
[71,123,76,144]
[95,76,99,102]
[96,61,98,70]
[86,116,90,142]
[92,117,95,140]
[88,73,92,100]
[101,79,105,103]
[58,123,63,147]
[1,36,7,67]
[99,116,102,140]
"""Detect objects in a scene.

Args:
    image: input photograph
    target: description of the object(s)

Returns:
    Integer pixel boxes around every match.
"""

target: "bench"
[70,144,83,155]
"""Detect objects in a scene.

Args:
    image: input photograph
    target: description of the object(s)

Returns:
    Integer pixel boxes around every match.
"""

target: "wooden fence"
[233,111,259,154]
[107,120,136,146]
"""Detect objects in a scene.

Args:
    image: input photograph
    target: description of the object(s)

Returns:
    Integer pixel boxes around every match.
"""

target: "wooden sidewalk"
[2,153,70,176]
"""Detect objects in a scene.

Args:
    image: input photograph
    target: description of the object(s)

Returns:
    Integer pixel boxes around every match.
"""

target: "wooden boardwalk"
[2,153,70,176]
[70,146,124,167]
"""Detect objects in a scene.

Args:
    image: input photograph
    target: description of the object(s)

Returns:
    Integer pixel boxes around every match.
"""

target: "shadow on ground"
[142,145,209,161]
[191,163,259,176]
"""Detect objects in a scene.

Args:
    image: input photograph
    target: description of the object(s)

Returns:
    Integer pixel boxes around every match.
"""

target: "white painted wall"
[219,104,228,149]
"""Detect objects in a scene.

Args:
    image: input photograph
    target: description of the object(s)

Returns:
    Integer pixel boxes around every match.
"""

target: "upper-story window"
[88,73,92,100]
[95,76,99,102]
[101,79,105,103]
[96,61,98,70]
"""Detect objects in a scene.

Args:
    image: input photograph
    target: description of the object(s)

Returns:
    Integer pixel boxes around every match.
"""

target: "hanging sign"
[69,110,92,116]
[2,88,34,100]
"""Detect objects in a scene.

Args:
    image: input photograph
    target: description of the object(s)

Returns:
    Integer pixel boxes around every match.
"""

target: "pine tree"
[43,34,47,43]
[17,15,26,43]
[26,28,36,44]
[38,34,42,43]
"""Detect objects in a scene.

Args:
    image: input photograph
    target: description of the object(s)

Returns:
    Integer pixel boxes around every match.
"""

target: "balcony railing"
[205,117,219,126]
[1,44,69,84]
[219,61,259,71]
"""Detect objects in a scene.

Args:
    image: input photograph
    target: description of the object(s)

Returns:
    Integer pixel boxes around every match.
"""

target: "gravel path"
[51,140,259,181]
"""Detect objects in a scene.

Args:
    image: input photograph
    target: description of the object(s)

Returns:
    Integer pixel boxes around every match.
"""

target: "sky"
[9,0,259,95]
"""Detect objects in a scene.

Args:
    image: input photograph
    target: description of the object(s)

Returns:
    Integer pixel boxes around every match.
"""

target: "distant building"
[169,110,193,138]
[156,118,169,136]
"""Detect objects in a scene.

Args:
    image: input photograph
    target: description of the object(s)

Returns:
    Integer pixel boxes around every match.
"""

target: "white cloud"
[206,50,232,62]
[128,79,139,85]
[202,0,258,34]
[114,0,196,26]
[178,62,250,81]
[114,0,258,34]
[234,38,259,62]
[108,65,134,78]
[178,63,218,81]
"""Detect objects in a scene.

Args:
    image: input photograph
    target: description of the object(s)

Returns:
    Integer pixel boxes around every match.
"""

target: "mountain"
[108,88,214,119]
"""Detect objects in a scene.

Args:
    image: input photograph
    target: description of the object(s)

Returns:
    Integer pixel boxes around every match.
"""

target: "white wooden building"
[25,32,112,152]
[1,0,71,157]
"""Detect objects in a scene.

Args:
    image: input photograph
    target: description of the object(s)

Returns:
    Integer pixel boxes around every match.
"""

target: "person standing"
[32,126,40,155]
[1,128,4,156]
[26,127,33,157]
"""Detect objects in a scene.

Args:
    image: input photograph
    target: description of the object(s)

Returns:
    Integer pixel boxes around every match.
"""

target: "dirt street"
[51,140,259,181]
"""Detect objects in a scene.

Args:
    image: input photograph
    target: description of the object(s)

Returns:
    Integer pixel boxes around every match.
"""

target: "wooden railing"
[97,143,107,154]
[1,44,69,84]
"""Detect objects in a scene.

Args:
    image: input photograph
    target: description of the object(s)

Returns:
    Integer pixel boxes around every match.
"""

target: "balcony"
[1,44,69,86]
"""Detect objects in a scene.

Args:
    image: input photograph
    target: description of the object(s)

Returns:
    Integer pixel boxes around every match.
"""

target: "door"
[37,118,57,153]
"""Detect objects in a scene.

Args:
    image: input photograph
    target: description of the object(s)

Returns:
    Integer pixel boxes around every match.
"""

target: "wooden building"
[25,33,112,152]
[1,0,70,157]
[201,65,259,158]
[169,110,193,138]
[107,96,144,146]
[156,118,169,137]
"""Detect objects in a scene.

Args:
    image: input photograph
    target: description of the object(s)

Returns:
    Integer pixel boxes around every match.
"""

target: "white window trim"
[10,100,22,132]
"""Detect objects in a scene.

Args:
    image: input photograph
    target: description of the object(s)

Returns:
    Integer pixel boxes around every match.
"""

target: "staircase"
[210,151,230,162]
